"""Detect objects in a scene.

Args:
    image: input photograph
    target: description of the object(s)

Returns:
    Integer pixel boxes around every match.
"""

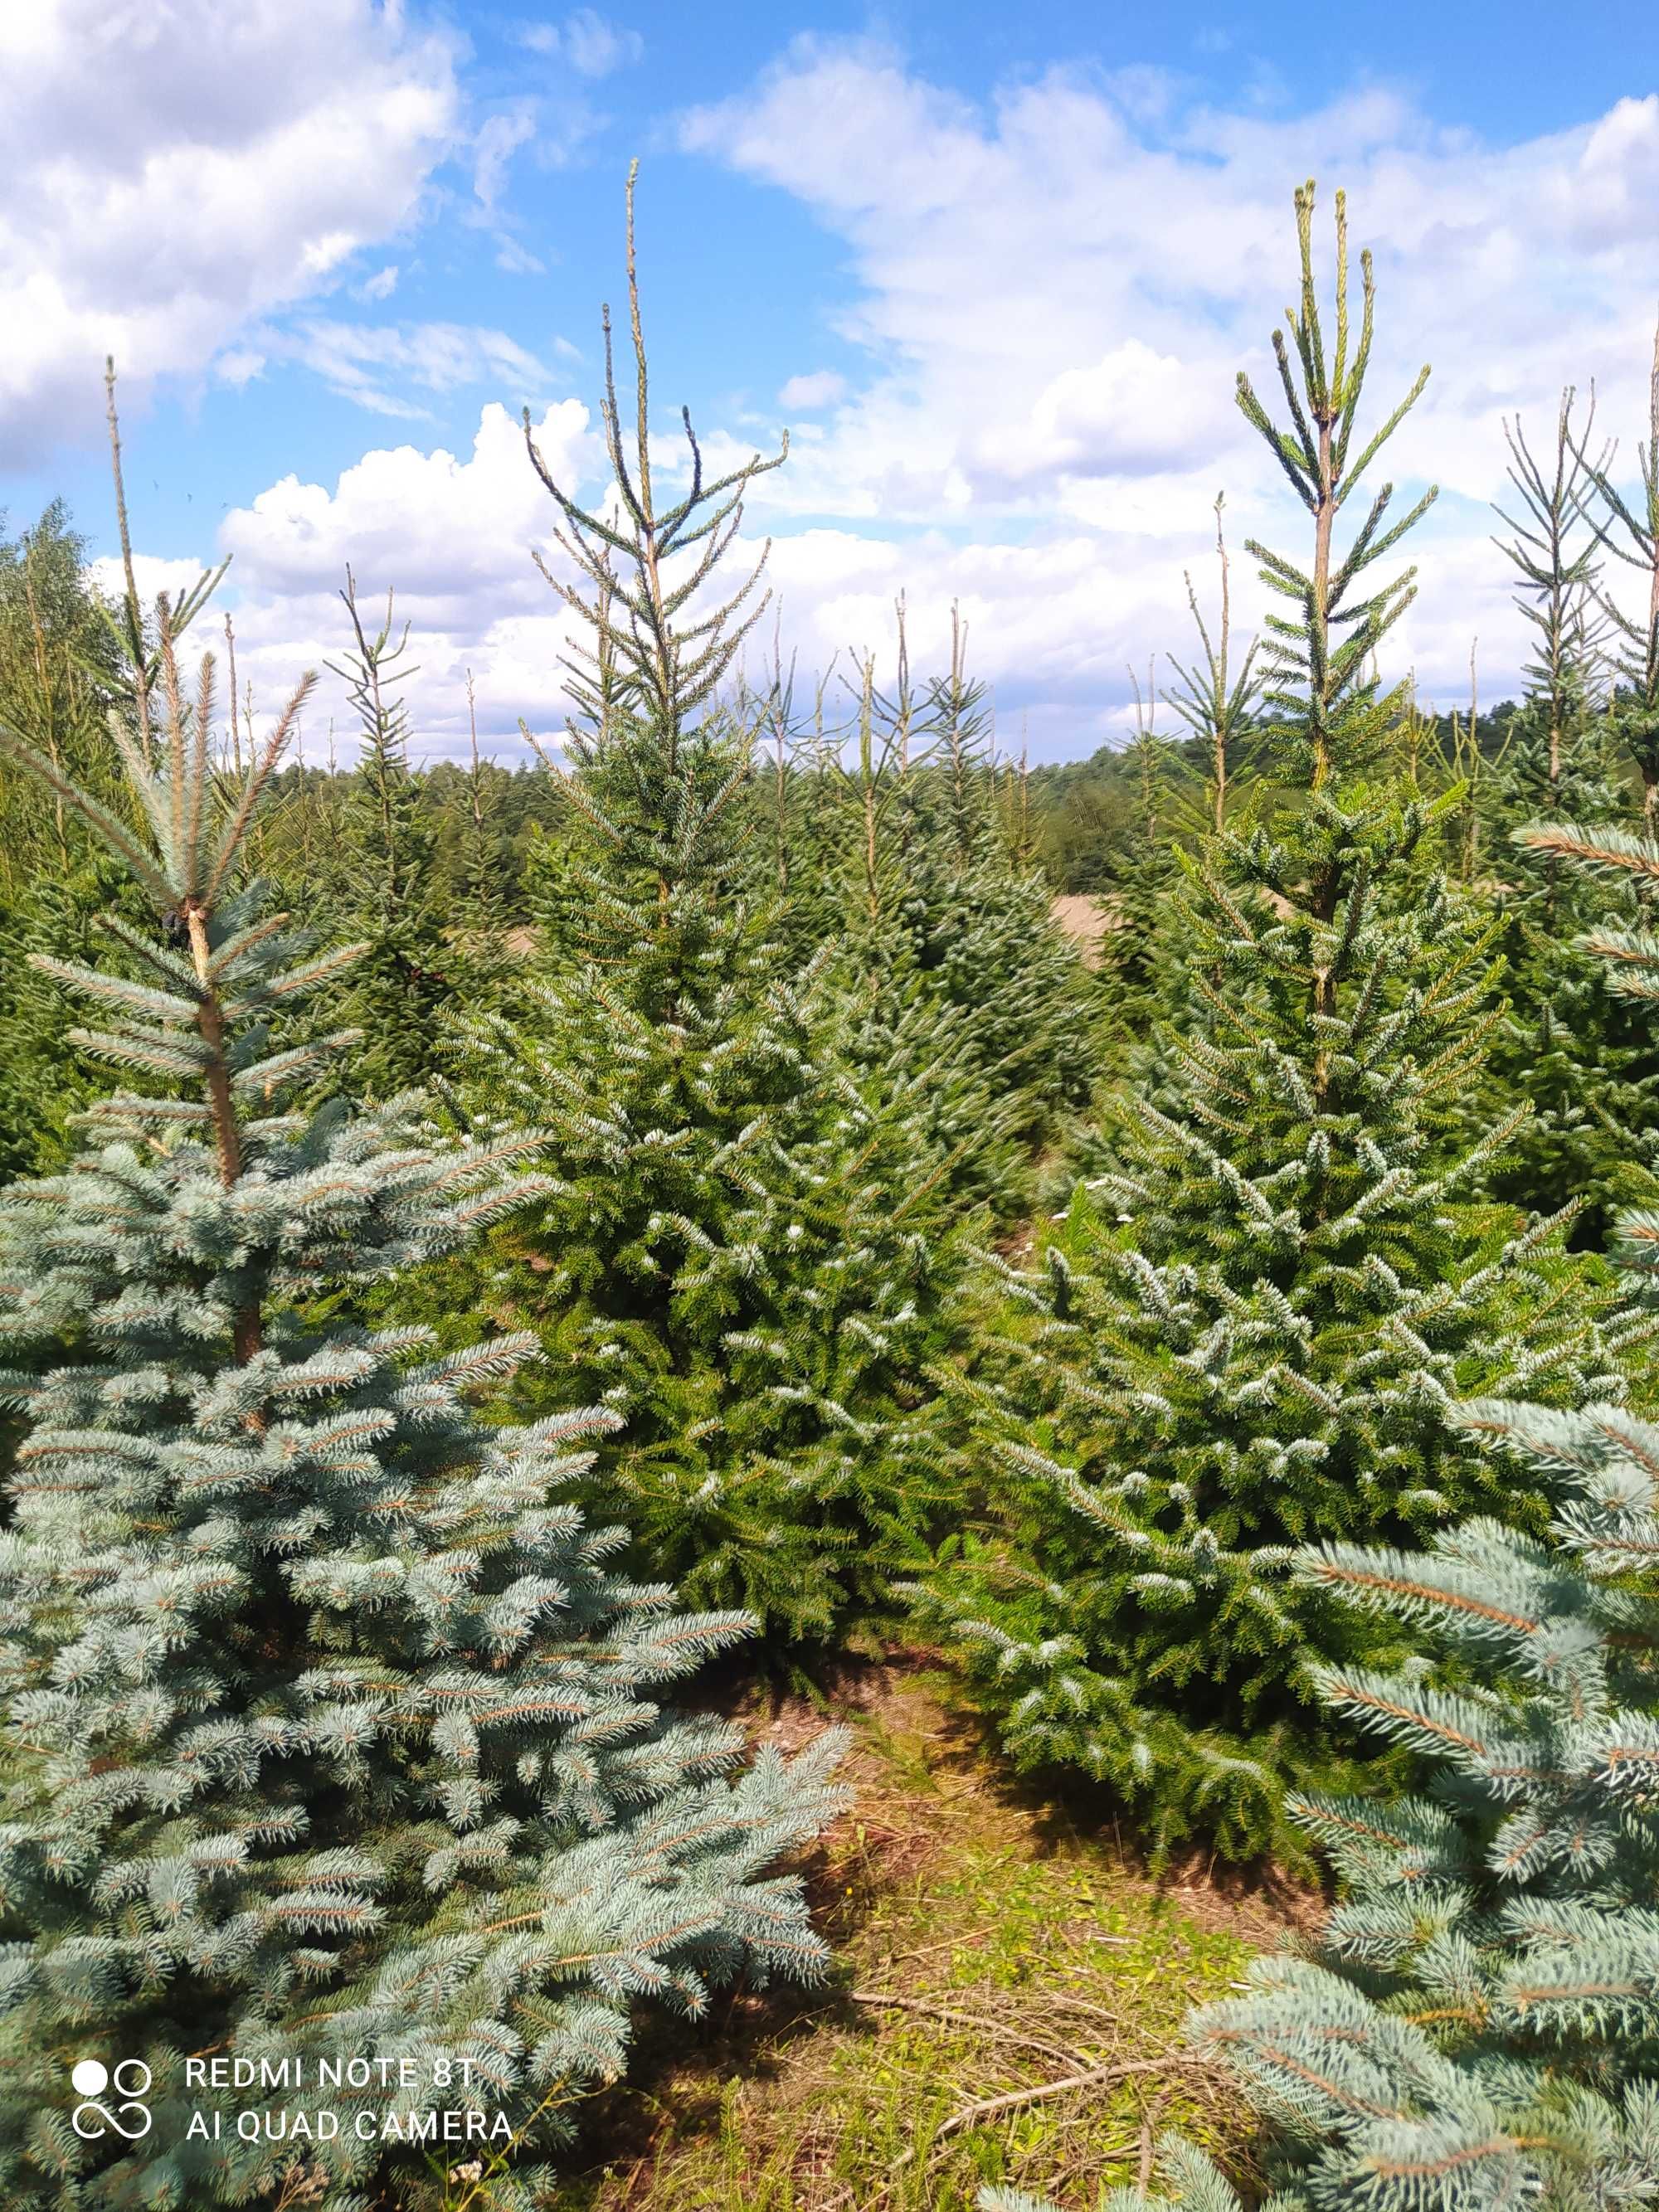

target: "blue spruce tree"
[0,405,843,2210]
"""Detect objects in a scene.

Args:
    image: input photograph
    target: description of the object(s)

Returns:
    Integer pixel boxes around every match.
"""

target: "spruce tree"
[1577,318,1659,832]
[1492,390,1610,817]
[0,501,130,1179]
[810,633,1026,1219]
[0,439,842,2209]
[912,817,1103,1156]
[455,666,515,970]
[1164,495,1263,839]
[737,623,846,965]
[1087,662,1178,1049]
[971,926,1659,2203]
[426,169,966,1641]
[914,182,1640,1863]
[795,609,1095,1227]
[321,571,482,1096]
[1150,1391,1659,2210]
[878,610,1107,1159]
[980,326,1659,2212]
[1472,391,1659,1242]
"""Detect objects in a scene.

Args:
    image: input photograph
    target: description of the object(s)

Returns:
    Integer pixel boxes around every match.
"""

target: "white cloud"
[191,402,600,759]
[253,321,553,420]
[213,348,267,391]
[0,0,460,462]
[357,265,401,304]
[513,10,642,78]
[675,41,1659,727]
[223,401,592,598]
[178,395,1210,765]
[971,341,1236,489]
[496,237,548,277]
[779,371,847,411]
[474,106,538,212]
[93,39,1659,765]
[86,552,218,615]
[559,9,643,78]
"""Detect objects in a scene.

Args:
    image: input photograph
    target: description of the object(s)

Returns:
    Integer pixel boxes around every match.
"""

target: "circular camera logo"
[71,2058,153,2141]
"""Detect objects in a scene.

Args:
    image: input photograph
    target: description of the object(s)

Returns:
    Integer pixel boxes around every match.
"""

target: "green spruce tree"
[877,608,1107,1162]
[1577,318,1659,832]
[1089,658,1190,1093]
[915,182,1639,1863]
[320,571,484,1096]
[808,632,1025,1219]
[985,305,1659,2212]
[429,169,966,1642]
[1472,390,1659,1243]
[794,604,1094,1229]
[1165,495,1263,839]
[0,498,134,1179]
[737,620,847,965]
[1001,852,1659,2202]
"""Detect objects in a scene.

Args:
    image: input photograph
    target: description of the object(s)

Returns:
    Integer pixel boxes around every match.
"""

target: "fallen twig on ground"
[849,1985,1084,2069]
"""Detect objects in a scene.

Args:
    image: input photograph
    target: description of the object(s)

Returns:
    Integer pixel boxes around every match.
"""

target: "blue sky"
[2,2,1657,758]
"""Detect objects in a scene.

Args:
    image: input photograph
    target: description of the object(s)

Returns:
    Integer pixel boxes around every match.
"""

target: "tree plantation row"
[2,174,1659,2210]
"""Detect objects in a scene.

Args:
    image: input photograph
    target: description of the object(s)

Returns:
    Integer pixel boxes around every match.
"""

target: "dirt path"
[545,1650,1311,2212]
[1049,894,1118,967]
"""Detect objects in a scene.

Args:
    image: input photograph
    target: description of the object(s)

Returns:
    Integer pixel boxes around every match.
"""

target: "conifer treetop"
[1570,318,1659,814]
[0,377,365,1264]
[1236,181,1438,790]
[93,357,228,755]
[1573,315,1659,600]
[522,159,787,760]
[1491,385,1610,798]
[328,566,421,904]
[1163,492,1262,834]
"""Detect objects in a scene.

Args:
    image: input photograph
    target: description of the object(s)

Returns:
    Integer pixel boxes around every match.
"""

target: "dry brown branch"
[849,1986,1086,2069]
[929,2055,1181,2150]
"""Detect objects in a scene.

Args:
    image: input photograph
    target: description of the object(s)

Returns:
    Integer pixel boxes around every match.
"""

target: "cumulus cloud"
[563,8,644,76]
[779,371,848,411]
[213,348,267,391]
[0,0,462,463]
[672,40,1659,731]
[190,402,600,760]
[187,397,1220,766]
[85,552,220,616]
[473,105,538,213]
[971,342,1238,489]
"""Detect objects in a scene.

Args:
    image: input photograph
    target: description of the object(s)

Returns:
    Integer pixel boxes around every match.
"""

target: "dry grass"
[531,1650,1310,2212]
